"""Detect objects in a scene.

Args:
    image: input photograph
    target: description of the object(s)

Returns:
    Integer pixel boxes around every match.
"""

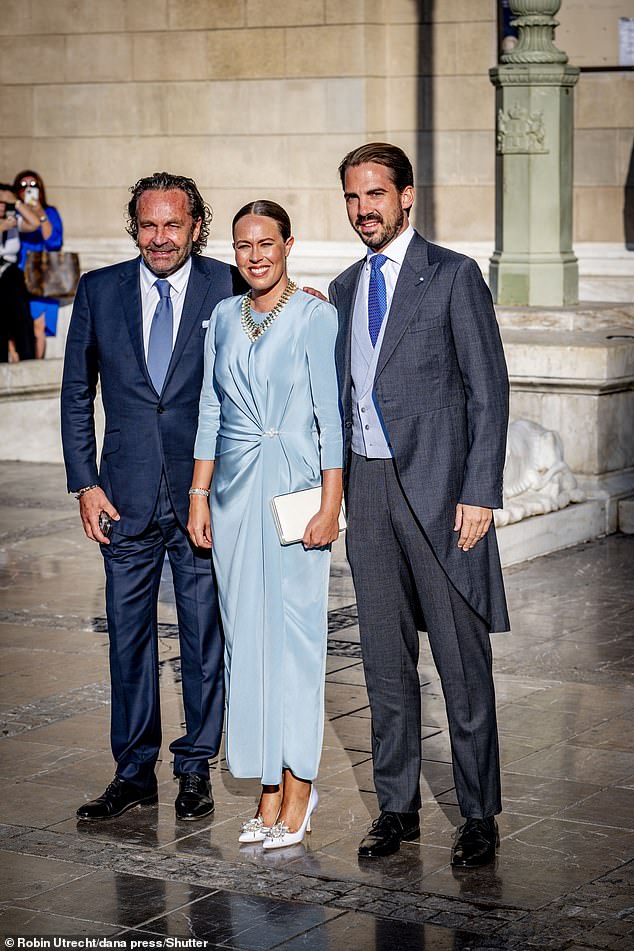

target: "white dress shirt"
[140,256,192,357]
[350,224,415,458]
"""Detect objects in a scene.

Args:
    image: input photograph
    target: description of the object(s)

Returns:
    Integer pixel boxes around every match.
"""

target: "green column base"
[490,251,579,307]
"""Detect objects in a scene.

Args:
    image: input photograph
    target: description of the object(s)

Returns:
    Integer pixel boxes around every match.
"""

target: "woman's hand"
[302,507,340,548]
[28,198,45,218]
[15,197,48,234]
[0,213,17,234]
[187,495,212,549]
[303,467,343,548]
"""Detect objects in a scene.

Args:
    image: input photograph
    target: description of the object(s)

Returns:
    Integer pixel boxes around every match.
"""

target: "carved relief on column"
[496,103,548,154]
[501,0,568,64]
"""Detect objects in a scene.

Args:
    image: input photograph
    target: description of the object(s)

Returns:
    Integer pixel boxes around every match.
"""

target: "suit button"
[157,405,164,414]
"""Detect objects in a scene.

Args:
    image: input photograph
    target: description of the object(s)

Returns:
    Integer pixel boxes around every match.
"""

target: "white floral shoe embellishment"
[238,814,271,843]
[266,821,290,840]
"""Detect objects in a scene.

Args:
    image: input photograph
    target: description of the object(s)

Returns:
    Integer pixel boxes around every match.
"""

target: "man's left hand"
[302,286,328,302]
[454,503,492,551]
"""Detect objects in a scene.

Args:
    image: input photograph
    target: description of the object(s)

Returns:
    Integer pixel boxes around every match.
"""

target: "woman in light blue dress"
[188,201,343,848]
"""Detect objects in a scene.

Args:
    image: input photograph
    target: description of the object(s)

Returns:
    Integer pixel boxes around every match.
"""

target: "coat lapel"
[375,234,439,379]
[118,258,152,387]
[336,261,364,394]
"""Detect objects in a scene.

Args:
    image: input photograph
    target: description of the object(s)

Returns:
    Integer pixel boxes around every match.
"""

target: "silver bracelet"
[188,487,210,498]
[74,484,99,500]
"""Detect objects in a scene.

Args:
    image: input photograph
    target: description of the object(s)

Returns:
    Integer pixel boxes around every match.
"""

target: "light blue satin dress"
[194,290,343,784]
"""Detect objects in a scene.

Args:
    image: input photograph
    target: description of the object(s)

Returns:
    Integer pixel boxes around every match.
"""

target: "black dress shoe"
[451,817,499,867]
[358,811,420,858]
[174,774,214,821]
[76,776,158,821]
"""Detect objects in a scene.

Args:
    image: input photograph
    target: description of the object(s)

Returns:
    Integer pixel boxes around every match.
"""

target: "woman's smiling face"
[233,214,293,295]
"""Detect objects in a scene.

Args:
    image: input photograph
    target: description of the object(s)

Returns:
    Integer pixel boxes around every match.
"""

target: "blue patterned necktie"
[368,253,388,347]
[147,279,173,393]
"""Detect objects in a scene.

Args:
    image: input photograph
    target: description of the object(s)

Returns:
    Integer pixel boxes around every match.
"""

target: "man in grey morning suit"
[330,143,510,866]
[61,173,244,823]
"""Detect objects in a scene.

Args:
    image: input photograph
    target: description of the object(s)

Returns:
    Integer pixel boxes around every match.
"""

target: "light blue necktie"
[147,279,173,393]
[368,253,388,347]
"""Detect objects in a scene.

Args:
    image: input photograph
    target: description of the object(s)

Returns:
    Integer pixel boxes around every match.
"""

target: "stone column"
[489,0,579,306]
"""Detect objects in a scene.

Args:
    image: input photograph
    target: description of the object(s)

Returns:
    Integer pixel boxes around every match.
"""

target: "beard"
[353,206,406,251]
[140,234,194,276]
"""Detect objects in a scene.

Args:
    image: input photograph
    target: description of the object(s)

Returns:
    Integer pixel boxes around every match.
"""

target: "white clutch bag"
[271,486,347,546]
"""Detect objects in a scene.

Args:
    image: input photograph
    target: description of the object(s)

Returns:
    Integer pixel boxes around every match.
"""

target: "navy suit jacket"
[330,232,510,632]
[61,254,244,536]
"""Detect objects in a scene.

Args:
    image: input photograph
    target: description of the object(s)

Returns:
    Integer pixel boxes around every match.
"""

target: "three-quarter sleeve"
[194,307,221,460]
[306,300,343,471]
[44,206,63,250]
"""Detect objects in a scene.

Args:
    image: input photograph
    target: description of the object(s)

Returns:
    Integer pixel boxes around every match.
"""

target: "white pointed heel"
[263,786,318,850]
[238,815,271,843]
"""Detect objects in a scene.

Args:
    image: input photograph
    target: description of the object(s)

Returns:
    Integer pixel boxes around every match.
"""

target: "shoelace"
[103,777,125,798]
[180,775,205,794]
[455,819,493,842]
[369,813,401,834]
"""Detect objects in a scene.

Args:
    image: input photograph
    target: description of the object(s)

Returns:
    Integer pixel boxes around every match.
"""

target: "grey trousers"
[346,453,502,818]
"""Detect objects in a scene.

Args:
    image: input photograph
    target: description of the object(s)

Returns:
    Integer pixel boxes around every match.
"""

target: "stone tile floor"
[0,461,632,950]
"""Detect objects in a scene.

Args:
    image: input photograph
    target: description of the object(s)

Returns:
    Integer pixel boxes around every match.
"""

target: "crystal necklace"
[241,280,298,342]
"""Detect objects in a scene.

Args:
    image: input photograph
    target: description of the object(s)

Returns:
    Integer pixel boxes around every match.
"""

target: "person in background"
[0,183,40,362]
[13,169,63,358]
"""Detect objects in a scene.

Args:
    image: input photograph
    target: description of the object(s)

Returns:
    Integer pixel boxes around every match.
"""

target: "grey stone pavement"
[0,460,632,950]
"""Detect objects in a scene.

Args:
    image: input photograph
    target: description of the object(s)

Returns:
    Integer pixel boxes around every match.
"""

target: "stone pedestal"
[489,1,580,306]
[498,303,634,534]
[0,360,104,465]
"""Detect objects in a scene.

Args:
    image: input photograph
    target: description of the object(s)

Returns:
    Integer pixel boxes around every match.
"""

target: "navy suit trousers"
[346,453,502,819]
[101,475,223,788]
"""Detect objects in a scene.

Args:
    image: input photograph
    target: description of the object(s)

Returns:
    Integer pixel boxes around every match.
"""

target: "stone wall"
[0,1,631,246]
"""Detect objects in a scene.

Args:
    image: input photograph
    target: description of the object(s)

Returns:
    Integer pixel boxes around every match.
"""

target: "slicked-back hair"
[126,172,211,253]
[338,143,414,194]
[232,200,292,242]
[13,169,48,208]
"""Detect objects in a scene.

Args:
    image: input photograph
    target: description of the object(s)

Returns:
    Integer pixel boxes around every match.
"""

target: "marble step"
[618,496,634,534]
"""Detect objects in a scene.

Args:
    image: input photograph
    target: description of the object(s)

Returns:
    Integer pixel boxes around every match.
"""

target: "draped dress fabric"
[194,290,343,784]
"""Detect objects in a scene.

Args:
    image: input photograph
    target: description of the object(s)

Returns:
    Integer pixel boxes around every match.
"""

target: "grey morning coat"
[330,231,511,633]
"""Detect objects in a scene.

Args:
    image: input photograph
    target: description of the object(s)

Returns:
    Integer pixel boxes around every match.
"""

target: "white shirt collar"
[364,223,415,270]
[140,255,192,297]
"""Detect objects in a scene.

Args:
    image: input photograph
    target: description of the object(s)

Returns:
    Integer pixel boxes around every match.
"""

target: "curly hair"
[126,172,212,254]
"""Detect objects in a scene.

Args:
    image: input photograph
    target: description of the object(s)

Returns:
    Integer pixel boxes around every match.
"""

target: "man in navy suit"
[61,172,244,821]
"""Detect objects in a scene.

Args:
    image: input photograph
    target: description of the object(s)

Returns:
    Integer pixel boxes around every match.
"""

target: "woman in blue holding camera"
[13,170,64,357]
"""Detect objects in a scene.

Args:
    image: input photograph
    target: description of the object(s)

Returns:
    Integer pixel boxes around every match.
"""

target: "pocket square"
[202,319,210,328]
